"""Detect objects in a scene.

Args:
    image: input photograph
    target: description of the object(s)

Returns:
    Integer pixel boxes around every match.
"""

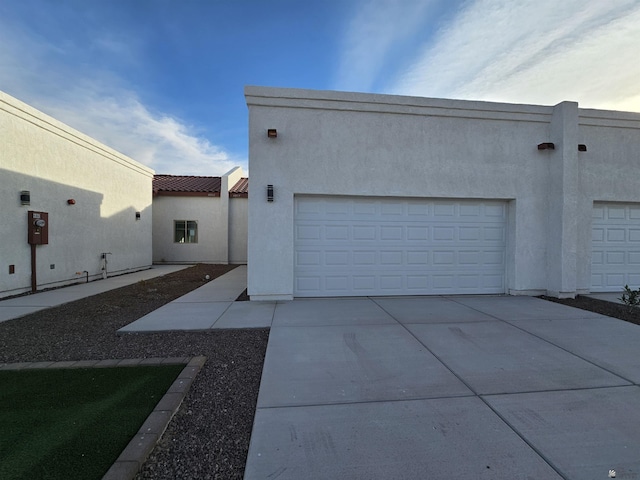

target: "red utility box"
[28,211,49,245]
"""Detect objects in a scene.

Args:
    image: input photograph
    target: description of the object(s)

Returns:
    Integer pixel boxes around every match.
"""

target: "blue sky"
[1,0,639,176]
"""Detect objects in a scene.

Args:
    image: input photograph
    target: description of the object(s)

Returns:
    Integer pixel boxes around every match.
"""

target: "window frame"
[174,220,198,244]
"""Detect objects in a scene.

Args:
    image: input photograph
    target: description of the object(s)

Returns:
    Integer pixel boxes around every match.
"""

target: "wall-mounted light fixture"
[267,129,278,138]
[67,199,76,205]
[20,191,30,206]
[267,185,274,202]
[135,211,141,220]
[578,144,587,152]
[537,142,555,150]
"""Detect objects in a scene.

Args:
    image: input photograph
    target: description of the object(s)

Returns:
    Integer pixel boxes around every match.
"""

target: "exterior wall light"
[267,129,277,138]
[267,185,274,202]
[578,144,587,152]
[67,199,76,205]
[537,142,555,150]
[20,190,30,206]
[135,211,141,220]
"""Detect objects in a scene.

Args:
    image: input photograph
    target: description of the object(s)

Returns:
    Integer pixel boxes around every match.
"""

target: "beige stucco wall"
[229,197,248,264]
[152,195,228,263]
[0,90,153,298]
[152,166,248,265]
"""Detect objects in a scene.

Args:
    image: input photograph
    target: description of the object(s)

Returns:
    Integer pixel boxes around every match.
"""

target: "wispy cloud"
[0,8,240,176]
[43,91,239,175]
[391,0,640,112]
[335,0,438,92]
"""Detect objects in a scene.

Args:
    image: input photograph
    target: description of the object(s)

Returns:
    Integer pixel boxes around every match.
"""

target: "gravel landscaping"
[0,264,269,480]
[541,294,640,326]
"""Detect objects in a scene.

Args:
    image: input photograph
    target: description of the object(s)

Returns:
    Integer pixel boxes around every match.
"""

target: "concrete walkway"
[119,265,274,332]
[0,265,189,324]
[244,295,640,480]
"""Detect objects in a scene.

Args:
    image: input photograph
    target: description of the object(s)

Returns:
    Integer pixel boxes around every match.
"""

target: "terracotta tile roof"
[153,175,221,197]
[229,177,249,197]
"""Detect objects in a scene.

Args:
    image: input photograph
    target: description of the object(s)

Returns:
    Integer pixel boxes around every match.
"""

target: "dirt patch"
[541,295,640,326]
[236,288,249,301]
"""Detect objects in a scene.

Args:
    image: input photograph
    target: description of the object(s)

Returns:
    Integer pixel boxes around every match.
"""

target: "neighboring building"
[1,90,153,299]
[152,167,248,264]
[245,86,640,300]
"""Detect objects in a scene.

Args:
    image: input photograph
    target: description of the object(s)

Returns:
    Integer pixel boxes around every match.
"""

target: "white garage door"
[591,203,640,292]
[294,196,507,297]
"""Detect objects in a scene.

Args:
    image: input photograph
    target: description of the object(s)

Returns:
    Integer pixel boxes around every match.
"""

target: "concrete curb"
[102,355,207,480]
[0,356,206,480]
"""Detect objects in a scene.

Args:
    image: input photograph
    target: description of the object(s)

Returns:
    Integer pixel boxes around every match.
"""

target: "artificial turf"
[0,364,184,480]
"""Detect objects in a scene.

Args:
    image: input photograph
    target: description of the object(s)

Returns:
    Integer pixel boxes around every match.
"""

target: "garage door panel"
[295,196,506,296]
[353,251,376,265]
[296,276,321,293]
[326,276,349,291]
[607,207,626,219]
[353,225,376,240]
[592,203,640,291]
[407,251,429,265]
[297,225,321,240]
[325,251,349,265]
[380,226,403,240]
[353,276,376,291]
[407,226,429,240]
[296,251,321,266]
[380,251,403,265]
[607,229,626,242]
[407,275,429,289]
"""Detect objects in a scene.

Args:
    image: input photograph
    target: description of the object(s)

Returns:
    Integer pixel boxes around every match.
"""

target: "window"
[174,220,198,243]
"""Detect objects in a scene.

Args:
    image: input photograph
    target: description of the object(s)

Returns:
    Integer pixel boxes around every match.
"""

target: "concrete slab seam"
[369,298,484,396]
[476,394,568,479]
[274,297,570,477]
[436,297,636,385]
[498,317,637,386]
[367,296,624,479]
[256,392,478,410]
[209,302,236,328]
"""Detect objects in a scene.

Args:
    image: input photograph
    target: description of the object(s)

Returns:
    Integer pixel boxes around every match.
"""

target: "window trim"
[174,220,198,244]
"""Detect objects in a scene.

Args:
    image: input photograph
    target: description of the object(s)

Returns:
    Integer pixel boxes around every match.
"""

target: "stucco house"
[1,90,153,299]
[152,167,248,264]
[245,86,640,301]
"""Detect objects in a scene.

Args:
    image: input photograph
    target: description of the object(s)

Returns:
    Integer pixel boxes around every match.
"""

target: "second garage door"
[294,196,507,297]
[591,202,640,292]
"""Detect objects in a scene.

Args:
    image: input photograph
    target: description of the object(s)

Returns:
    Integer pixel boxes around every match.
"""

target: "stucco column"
[220,174,230,264]
[546,101,579,298]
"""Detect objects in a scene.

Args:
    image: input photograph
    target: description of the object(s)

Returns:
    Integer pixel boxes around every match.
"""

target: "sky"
[1,0,639,176]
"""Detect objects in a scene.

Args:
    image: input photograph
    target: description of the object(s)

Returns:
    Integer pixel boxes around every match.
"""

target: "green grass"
[0,364,184,480]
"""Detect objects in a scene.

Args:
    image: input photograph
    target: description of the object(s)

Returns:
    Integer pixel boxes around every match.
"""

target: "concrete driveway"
[244,295,640,480]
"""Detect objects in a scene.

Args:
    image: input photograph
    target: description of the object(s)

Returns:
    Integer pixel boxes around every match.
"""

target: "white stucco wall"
[0,90,153,298]
[576,109,640,293]
[245,86,640,300]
